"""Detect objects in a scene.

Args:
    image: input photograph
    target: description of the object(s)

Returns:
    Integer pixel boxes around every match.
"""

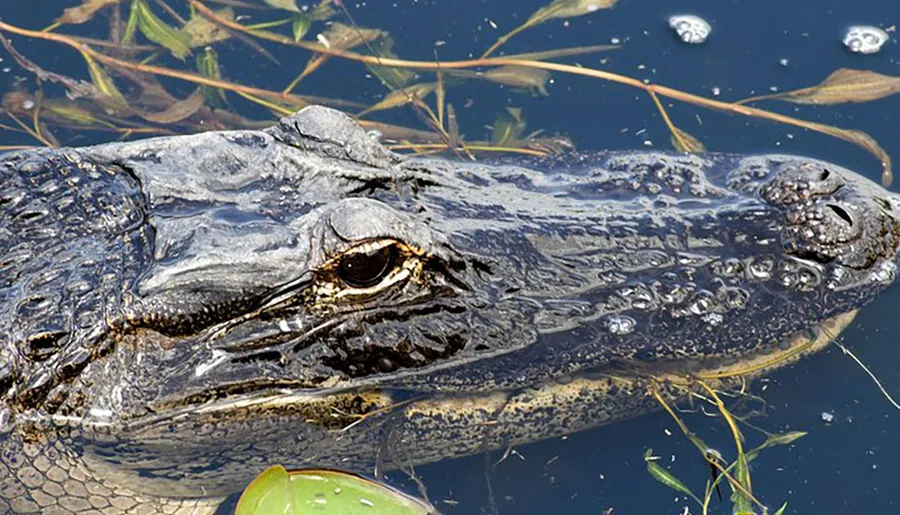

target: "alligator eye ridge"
[337,243,398,289]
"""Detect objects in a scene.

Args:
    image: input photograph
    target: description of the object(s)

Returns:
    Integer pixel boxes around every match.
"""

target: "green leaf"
[122,0,139,44]
[184,7,234,47]
[643,449,701,505]
[365,37,415,89]
[235,466,435,515]
[730,452,754,514]
[263,0,299,11]
[291,13,312,42]
[745,431,807,462]
[491,107,526,145]
[196,47,229,108]
[773,502,788,515]
[79,51,127,106]
[134,0,192,59]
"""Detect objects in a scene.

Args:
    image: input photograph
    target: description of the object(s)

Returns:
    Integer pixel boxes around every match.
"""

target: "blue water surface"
[2,0,899,514]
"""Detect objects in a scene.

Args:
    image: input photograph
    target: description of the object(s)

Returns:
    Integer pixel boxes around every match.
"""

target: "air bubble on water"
[668,14,711,44]
[22,100,34,110]
[603,315,636,335]
[843,25,889,54]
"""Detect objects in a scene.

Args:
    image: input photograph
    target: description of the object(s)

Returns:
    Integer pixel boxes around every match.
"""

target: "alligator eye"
[337,244,398,288]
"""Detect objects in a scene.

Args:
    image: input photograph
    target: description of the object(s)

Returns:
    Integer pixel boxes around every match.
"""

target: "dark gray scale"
[0,150,151,407]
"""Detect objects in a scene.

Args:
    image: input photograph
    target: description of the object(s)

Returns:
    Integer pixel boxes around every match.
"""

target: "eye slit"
[337,243,398,289]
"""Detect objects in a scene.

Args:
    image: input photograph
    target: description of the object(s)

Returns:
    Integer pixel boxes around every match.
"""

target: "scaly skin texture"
[2,106,900,513]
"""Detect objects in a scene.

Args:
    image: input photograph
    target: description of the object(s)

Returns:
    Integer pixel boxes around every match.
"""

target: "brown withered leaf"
[138,89,205,123]
[357,83,436,117]
[185,7,235,47]
[482,0,618,57]
[283,23,386,93]
[56,0,120,25]
[756,69,900,105]
[807,120,893,186]
[527,0,620,23]
[483,66,551,96]
[670,127,705,153]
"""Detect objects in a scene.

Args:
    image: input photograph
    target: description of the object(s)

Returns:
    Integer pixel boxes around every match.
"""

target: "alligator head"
[2,106,899,502]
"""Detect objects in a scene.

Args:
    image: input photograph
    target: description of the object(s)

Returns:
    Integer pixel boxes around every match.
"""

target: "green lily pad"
[235,466,437,515]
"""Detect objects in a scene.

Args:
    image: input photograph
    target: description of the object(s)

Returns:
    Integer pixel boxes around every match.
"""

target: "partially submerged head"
[4,106,900,492]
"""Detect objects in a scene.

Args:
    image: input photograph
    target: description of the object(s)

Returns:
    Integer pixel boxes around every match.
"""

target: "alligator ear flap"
[267,106,401,169]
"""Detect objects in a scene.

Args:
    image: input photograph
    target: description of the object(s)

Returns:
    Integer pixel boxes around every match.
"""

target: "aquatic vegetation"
[236,466,437,515]
[0,0,895,182]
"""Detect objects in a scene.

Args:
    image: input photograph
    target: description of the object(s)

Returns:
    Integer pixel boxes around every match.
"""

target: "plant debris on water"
[0,0,893,184]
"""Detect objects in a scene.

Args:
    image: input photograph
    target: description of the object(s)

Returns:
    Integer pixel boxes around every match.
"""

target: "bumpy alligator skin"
[2,106,900,513]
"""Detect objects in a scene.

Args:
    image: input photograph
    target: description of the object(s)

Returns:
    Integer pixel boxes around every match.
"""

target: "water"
[2,0,899,513]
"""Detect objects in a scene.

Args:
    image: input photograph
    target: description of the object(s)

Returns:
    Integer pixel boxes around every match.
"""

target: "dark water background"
[2,0,900,513]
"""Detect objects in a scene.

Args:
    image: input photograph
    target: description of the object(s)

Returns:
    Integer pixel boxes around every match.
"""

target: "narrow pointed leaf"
[482,0,618,57]
[761,69,900,105]
[526,0,619,24]
[56,0,120,25]
[263,0,299,11]
[285,23,385,91]
[730,452,754,513]
[671,127,705,153]
[643,449,701,504]
[79,51,127,106]
[138,89,205,123]
[291,13,312,41]
[745,431,807,462]
[502,44,618,61]
[436,71,446,128]
[447,103,460,149]
[122,0,139,43]
[358,83,436,117]
[774,502,788,515]
[196,47,229,108]
[366,37,415,89]
[820,125,892,186]
[483,66,550,95]
[134,0,192,59]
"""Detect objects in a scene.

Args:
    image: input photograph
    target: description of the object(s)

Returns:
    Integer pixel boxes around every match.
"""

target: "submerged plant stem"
[0,6,891,181]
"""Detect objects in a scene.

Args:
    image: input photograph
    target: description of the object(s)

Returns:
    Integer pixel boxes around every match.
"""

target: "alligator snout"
[756,157,900,285]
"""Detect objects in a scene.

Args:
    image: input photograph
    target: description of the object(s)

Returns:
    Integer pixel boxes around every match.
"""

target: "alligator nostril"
[819,168,831,181]
[827,204,853,226]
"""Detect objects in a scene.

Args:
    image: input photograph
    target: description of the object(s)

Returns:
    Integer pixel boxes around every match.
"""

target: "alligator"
[1,105,899,514]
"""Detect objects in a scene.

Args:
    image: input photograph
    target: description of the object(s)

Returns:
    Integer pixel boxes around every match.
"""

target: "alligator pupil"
[337,245,397,288]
